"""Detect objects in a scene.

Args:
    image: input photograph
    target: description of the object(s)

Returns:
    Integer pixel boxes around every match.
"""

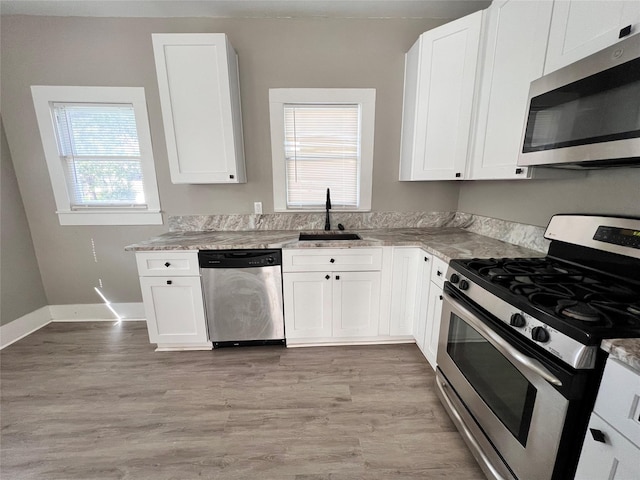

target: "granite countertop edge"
[601,339,640,373]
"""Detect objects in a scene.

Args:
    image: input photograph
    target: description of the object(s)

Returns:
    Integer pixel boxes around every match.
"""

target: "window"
[31,86,162,225]
[269,89,375,212]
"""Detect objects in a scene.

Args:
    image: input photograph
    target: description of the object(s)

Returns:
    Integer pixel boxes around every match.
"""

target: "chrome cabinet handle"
[164,262,171,267]
[325,275,330,280]
[444,291,563,387]
[330,258,335,263]
[437,379,510,480]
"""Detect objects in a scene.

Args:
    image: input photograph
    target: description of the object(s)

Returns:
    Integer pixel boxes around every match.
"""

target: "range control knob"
[266,257,275,264]
[531,326,550,343]
[458,279,470,291]
[450,273,460,284]
[510,313,526,328]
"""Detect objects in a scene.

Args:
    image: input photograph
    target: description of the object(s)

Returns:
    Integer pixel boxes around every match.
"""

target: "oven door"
[436,288,569,480]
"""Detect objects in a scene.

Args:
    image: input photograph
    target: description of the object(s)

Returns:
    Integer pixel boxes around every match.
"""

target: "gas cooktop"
[451,256,640,344]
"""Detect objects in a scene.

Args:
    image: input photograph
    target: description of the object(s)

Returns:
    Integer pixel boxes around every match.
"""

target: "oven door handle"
[437,378,511,480]
[445,291,563,387]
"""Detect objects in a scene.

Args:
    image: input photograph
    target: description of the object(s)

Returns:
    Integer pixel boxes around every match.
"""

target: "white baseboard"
[1,303,146,350]
[0,306,52,349]
[49,302,145,321]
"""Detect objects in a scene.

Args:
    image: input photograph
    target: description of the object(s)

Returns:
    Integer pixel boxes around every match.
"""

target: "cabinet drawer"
[136,251,200,276]
[593,359,640,448]
[575,412,640,480]
[431,256,448,289]
[283,248,382,272]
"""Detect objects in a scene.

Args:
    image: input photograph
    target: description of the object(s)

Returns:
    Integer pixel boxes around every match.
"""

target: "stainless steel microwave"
[518,33,640,169]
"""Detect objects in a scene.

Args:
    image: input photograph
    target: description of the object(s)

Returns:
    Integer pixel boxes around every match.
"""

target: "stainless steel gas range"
[435,214,640,480]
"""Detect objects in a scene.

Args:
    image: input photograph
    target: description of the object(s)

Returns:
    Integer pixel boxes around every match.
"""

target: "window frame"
[31,86,162,225]
[269,88,375,213]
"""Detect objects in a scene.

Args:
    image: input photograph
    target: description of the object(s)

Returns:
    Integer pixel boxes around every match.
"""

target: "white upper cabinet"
[152,33,246,184]
[399,11,482,181]
[467,0,554,180]
[544,0,640,74]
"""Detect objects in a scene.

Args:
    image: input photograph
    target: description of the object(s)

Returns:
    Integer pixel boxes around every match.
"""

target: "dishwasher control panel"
[198,249,282,268]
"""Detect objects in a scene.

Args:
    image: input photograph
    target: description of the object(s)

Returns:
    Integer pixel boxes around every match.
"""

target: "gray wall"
[1,118,48,325]
[457,168,640,227]
[1,15,459,305]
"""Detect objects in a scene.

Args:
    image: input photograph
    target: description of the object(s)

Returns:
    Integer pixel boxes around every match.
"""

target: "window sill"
[56,210,163,226]
[274,207,372,213]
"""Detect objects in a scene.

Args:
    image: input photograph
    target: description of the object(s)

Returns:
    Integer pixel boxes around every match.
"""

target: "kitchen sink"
[298,233,362,241]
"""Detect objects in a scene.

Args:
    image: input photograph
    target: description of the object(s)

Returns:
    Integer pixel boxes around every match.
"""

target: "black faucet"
[324,188,331,231]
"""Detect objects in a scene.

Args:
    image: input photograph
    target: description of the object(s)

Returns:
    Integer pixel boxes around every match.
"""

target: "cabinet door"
[575,413,640,480]
[139,276,209,347]
[389,248,421,336]
[424,285,444,370]
[332,271,381,338]
[544,0,640,74]
[414,253,433,353]
[152,33,246,184]
[283,272,333,339]
[468,0,553,180]
[399,11,482,181]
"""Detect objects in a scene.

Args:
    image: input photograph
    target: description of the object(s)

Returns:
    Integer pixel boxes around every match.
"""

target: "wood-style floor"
[1,321,485,479]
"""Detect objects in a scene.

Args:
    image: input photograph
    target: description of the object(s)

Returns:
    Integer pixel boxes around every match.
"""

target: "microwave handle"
[444,291,563,387]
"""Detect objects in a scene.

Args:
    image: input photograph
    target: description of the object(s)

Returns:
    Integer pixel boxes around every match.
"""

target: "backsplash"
[169,211,549,253]
[169,211,458,232]
[452,213,549,254]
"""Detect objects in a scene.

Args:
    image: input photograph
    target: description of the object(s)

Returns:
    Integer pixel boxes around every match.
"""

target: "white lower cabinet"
[283,248,382,345]
[282,272,333,340]
[283,271,381,342]
[423,285,444,369]
[135,251,211,351]
[390,248,422,336]
[575,358,640,479]
[421,256,447,369]
[414,252,433,352]
[388,247,446,369]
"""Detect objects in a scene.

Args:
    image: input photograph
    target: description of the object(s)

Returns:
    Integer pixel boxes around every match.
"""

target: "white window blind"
[52,102,147,208]
[283,104,361,209]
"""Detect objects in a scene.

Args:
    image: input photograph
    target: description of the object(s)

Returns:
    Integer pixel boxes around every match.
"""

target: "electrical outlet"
[254,202,263,214]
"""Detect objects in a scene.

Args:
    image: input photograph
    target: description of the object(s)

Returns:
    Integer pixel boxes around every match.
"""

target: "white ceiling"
[0,0,491,19]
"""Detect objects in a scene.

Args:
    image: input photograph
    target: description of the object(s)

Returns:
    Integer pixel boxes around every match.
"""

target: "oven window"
[447,314,537,446]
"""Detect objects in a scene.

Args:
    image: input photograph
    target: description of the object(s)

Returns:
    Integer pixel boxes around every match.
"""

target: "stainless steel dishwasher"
[198,249,285,348]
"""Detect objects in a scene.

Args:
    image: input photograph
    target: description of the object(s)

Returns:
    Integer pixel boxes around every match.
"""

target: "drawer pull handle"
[437,270,442,276]
[330,258,335,263]
[424,257,429,262]
[439,295,443,300]
[589,428,606,443]
[164,262,171,267]
[325,275,330,280]
[619,24,632,38]
[166,280,173,285]
[335,275,340,280]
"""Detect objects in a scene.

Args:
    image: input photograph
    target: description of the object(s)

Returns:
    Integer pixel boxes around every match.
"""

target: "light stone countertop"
[601,339,640,373]
[124,227,544,263]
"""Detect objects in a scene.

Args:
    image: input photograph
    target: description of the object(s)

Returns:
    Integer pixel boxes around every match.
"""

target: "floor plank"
[1,321,485,479]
